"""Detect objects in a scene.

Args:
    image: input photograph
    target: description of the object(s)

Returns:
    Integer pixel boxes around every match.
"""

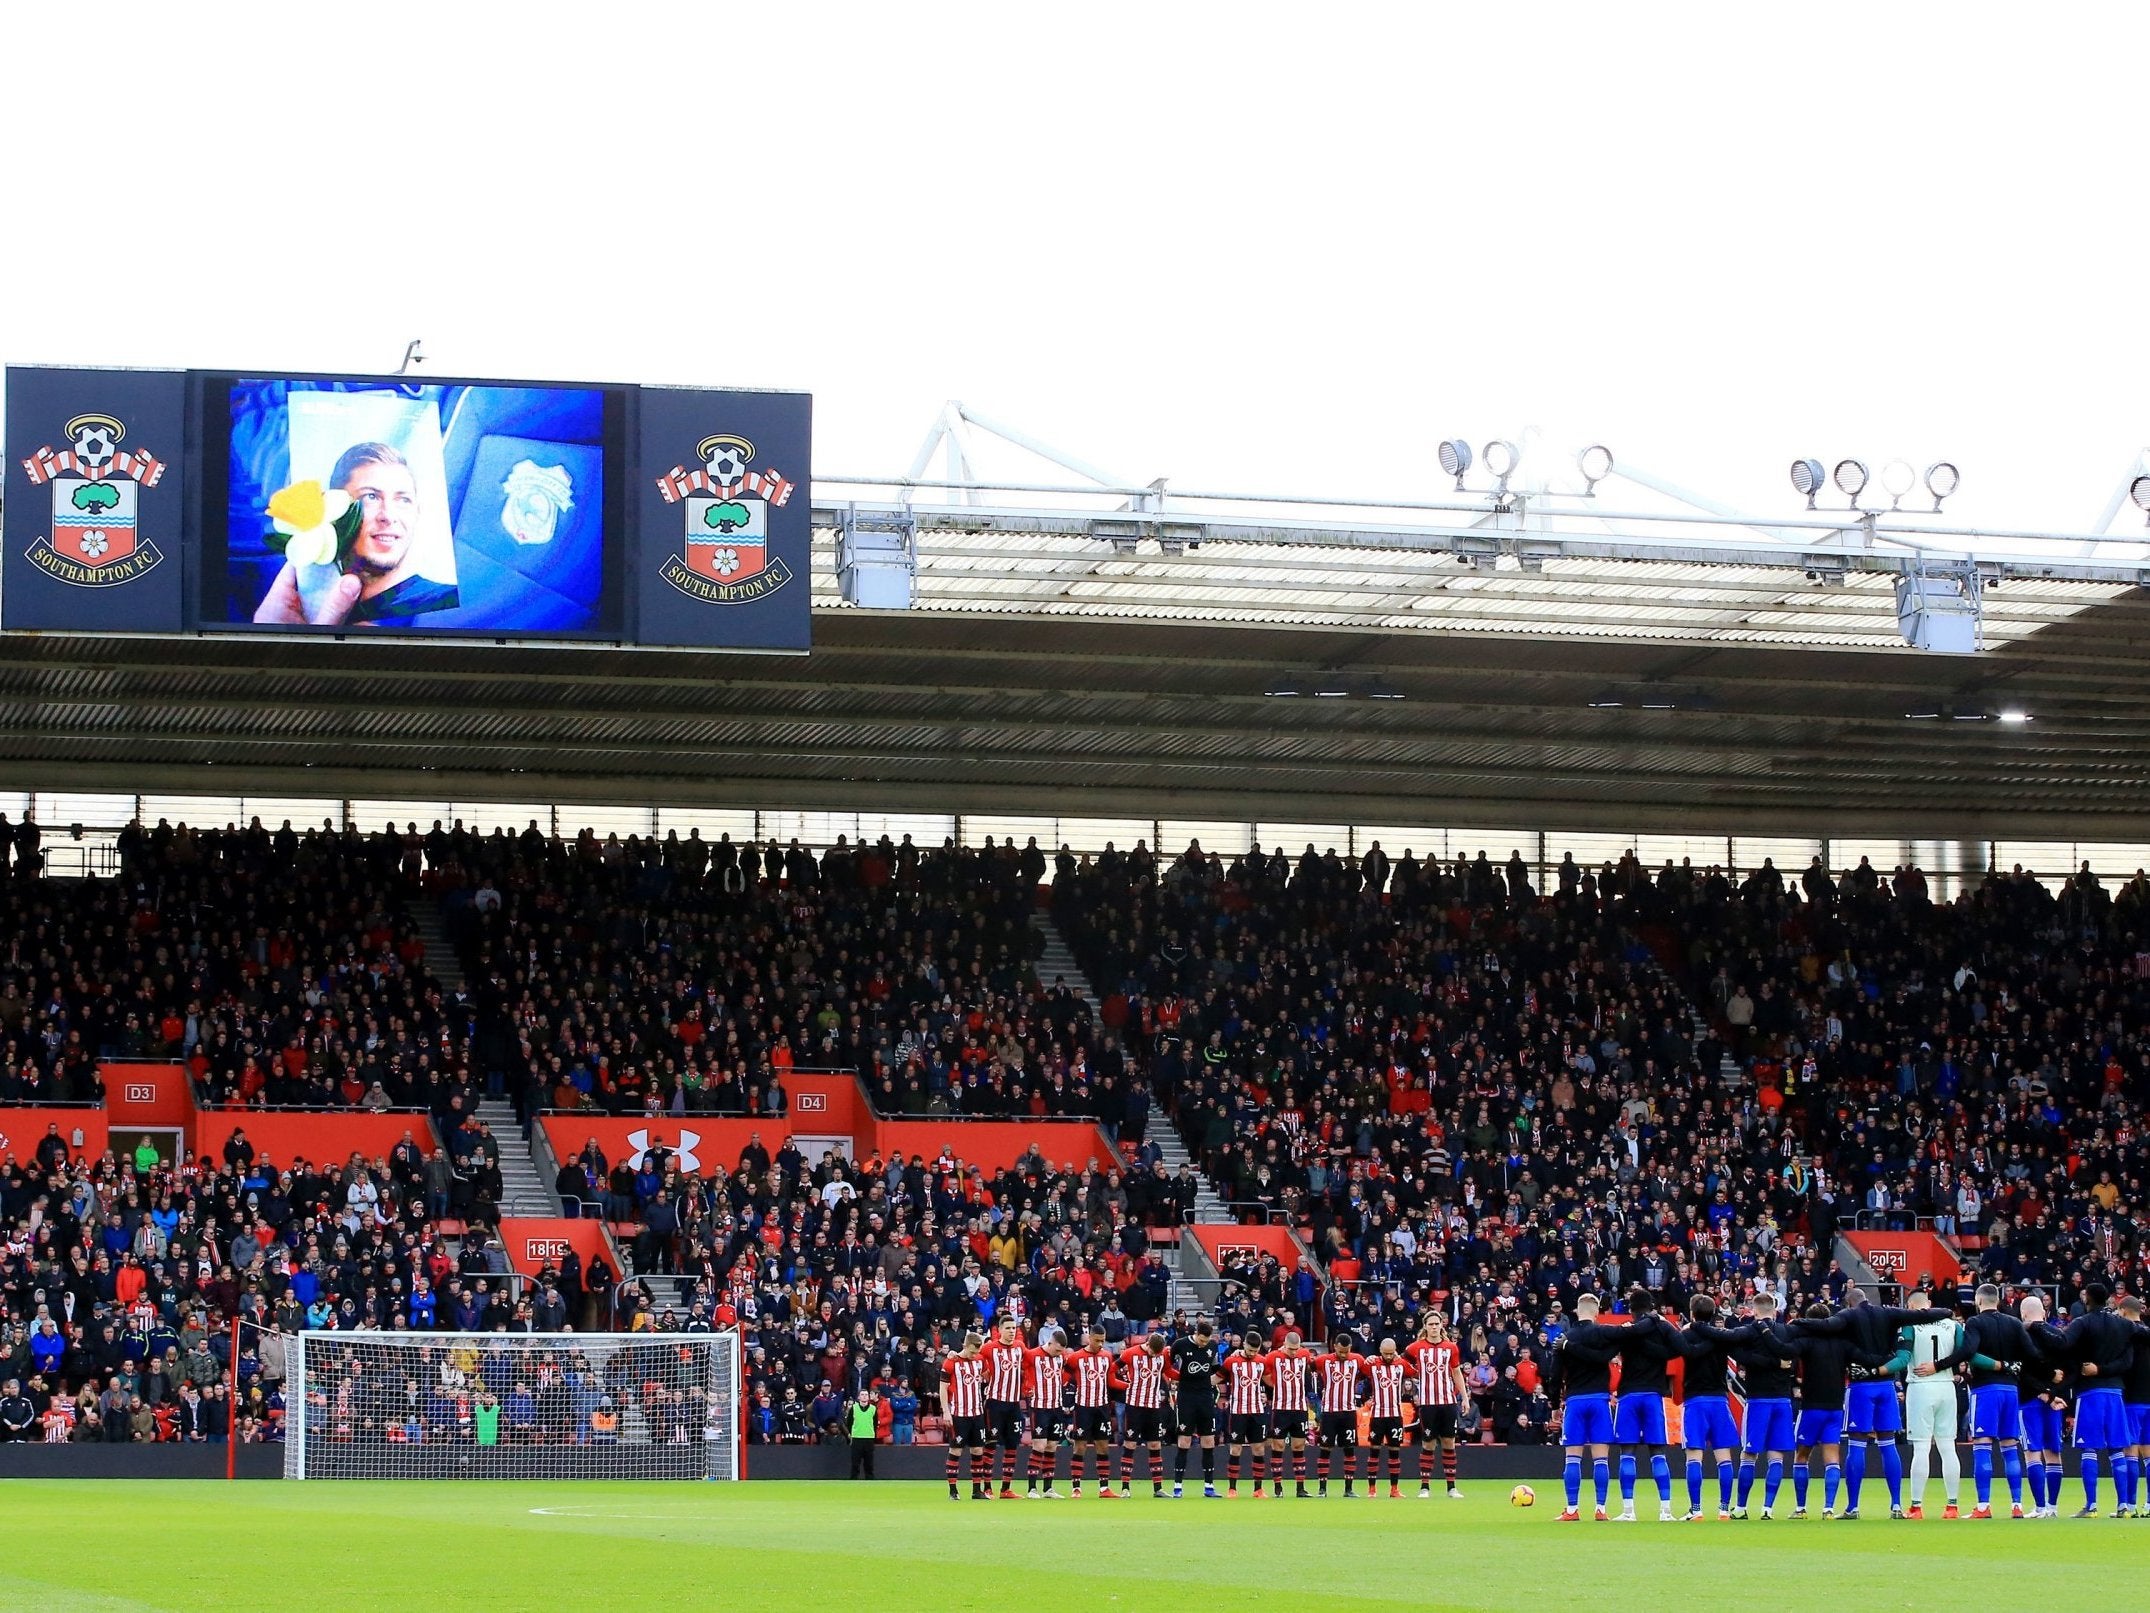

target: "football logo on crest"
[19,413,168,587]
[654,433,795,604]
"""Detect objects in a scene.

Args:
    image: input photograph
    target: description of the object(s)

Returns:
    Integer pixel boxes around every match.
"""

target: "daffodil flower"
[267,480,354,569]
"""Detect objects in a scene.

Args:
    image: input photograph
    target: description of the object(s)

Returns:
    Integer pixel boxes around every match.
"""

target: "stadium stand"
[5,813,2149,1454]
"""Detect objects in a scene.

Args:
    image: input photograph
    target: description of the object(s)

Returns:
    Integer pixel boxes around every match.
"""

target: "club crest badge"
[19,413,167,587]
[654,433,796,604]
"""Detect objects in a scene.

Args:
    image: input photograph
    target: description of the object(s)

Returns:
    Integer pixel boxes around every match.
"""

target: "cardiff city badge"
[19,413,167,587]
[654,433,795,604]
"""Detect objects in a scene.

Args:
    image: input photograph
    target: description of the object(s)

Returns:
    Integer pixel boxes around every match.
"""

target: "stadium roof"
[5,412,2149,839]
[3,591,2149,840]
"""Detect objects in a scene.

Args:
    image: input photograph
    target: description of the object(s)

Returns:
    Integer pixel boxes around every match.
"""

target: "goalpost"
[283,1330,743,1481]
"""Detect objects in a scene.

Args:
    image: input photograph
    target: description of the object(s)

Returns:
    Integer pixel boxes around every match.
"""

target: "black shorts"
[1318,1410,1358,1446]
[952,1415,987,1448]
[985,1402,1024,1448]
[1269,1409,1310,1441]
[1125,1406,1168,1444]
[1028,1408,1065,1443]
[1228,1412,1269,1446]
[1418,1405,1458,1440]
[1369,1416,1404,1447]
[1177,1398,1216,1439]
[1073,1405,1114,1441]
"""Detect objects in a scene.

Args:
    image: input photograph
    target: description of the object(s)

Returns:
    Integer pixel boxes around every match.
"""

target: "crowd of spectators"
[1055,835,2150,1437]
[430,822,1137,1128]
[0,1113,571,1442]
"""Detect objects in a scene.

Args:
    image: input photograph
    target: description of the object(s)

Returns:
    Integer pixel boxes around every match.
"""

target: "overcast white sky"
[4,4,2146,531]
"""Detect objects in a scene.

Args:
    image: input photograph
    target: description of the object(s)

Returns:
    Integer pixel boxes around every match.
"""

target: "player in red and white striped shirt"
[979,1317,1028,1496]
[1265,1331,1315,1498]
[1402,1314,1468,1498]
[1022,1329,1070,1497]
[1064,1328,1118,1497]
[1222,1334,1272,1496]
[1365,1339,1412,1498]
[1111,1331,1176,1496]
[940,1333,989,1500]
[1315,1333,1368,1496]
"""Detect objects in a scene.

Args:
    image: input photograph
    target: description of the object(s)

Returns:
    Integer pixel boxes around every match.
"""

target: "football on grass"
[1510,1484,1536,1508]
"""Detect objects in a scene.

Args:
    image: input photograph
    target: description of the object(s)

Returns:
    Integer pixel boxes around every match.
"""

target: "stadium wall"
[194,1110,438,1169]
[0,1104,107,1160]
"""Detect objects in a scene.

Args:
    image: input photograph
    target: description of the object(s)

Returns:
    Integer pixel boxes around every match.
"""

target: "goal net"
[283,1330,742,1481]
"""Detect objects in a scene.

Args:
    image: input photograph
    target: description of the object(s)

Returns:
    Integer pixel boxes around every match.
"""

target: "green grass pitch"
[8,1480,2149,1612]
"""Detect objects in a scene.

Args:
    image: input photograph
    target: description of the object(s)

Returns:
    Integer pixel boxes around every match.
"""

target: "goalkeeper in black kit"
[1169,1320,1220,1499]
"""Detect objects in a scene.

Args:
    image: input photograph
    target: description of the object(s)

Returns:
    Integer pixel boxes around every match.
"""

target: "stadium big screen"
[1,364,812,651]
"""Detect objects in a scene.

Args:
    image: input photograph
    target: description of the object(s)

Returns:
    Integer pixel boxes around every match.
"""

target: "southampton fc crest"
[19,413,167,587]
[654,433,796,604]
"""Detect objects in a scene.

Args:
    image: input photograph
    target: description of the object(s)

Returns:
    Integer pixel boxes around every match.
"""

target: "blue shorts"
[1795,1409,1845,1449]
[2129,1404,2150,1447]
[1744,1398,1795,1455]
[1562,1393,1614,1447]
[1683,1395,1739,1452]
[1613,1392,1667,1446]
[1845,1380,1901,1436]
[2020,1398,2065,1451]
[2073,1388,2129,1450]
[1969,1385,2023,1442]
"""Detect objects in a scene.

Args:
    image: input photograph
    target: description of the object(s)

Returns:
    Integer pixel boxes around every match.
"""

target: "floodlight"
[1790,458,1826,508]
[1482,439,1520,488]
[1265,680,1304,698]
[1925,461,1960,511]
[1998,709,2030,724]
[2131,474,2150,525]
[1832,458,1869,502]
[1577,444,1614,490]
[1880,460,1916,508]
[1438,439,1473,489]
[1367,682,1405,700]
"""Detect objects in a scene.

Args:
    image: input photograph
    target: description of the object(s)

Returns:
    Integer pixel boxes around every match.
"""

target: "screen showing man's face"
[344,459,419,577]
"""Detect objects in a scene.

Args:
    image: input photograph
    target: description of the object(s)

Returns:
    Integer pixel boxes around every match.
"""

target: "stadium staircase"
[480,1098,560,1216]
[1031,909,1234,1248]
[412,893,556,1217]
[1833,1236,1889,1298]
[412,893,466,997]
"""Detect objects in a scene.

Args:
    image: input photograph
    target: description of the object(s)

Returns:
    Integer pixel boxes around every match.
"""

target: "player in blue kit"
[1600,1290,1684,1522]
[1725,1294,1799,1518]
[2017,1294,2069,1518]
[1673,1295,1752,1520]
[1550,1294,1622,1521]
[2113,1295,2150,1517]
[1931,1283,2044,1517]
[2031,1283,2138,1517]
[1785,1303,1890,1518]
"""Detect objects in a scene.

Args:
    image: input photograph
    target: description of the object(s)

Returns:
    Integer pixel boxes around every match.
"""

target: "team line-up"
[932,1286,2150,1520]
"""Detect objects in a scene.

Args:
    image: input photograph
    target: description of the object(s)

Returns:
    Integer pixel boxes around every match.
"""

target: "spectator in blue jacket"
[407,1280,437,1330]
[29,1319,64,1376]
